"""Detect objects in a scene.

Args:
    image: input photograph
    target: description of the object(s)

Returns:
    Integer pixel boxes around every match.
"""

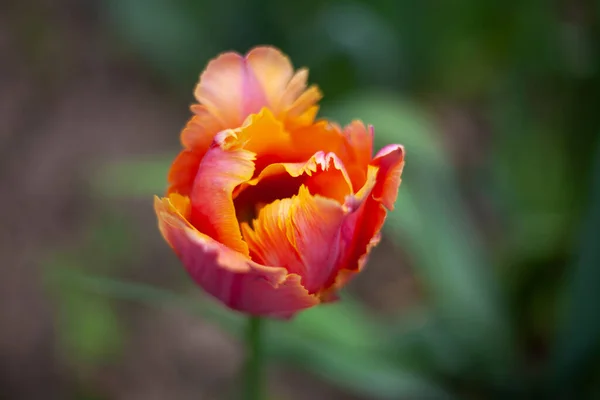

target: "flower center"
[233,174,306,225]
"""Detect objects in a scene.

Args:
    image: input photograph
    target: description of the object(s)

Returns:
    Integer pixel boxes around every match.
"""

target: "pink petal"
[321,166,387,291]
[190,134,256,255]
[193,46,321,131]
[371,144,405,210]
[194,52,267,128]
[328,145,405,289]
[155,196,320,318]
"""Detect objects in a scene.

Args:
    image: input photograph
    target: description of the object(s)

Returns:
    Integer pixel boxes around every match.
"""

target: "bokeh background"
[2,0,600,399]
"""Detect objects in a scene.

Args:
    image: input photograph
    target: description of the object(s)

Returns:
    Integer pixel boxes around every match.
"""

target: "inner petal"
[233,151,353,226]
[236,108,349,177]
[240,185,346,294]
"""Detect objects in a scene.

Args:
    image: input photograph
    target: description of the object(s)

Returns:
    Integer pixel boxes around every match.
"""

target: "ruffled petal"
[155,195,319,318]
[233,108,342,172]
[283,86,322,128]
[234,108,296,173]
[245,47,322,127]
[241,186,346,294]
[279,69,309,108]
[371,144,405,210]
[189,135,255,255]
[235,150,353,205]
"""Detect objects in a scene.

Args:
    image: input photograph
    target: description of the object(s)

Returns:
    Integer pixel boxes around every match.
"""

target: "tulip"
[155,46,404,319]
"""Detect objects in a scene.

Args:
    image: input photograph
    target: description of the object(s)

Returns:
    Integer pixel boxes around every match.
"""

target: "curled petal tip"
[372,144,405,210]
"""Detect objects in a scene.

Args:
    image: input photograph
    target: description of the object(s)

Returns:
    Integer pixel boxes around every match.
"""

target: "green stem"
[244,316,263,400]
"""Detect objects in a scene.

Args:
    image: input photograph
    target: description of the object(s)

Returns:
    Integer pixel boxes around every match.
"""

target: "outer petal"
[327,143,405,291]
[371,144,405,210]
[155,196,320,318]
[337,166,386,273]
[169,107,229,196]
[168,149,204,196]
[241,186,346,294]
[190,134,255,255]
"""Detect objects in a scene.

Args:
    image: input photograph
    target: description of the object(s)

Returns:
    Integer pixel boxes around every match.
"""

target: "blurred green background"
[2,0,600,399]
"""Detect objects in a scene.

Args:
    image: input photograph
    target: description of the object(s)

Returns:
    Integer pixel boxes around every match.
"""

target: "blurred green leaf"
[266,303,454,400]
[91,156,172,198]
[490,85,574,265]
[551,138,600,395]
[46,256,124,364]
[299,2,402,86]
[51,268,454,399]
[105,0,215,89]
[388,310,468,376]
[326,92,516,379]
[266,335,453,400]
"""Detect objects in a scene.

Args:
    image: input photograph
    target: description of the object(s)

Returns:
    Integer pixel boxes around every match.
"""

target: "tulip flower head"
[155,46,404,318]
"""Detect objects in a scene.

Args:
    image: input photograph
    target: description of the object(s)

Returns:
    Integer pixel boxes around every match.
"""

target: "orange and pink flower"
[154,46,404,318]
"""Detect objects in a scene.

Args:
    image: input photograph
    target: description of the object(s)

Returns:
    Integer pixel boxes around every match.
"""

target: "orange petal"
[241,186,346,294]
[235,108,296,172]
[189,137,255,255]
[279,69,309,109]
[286,86,322,119]
[155,196,320,318]
[168,149,204,196]
[371,144,405,210]
[231,108,334,172]
[285,119,347,165]
[339,121,374,191]
[343,121,373,169]
[218,106,337,173]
